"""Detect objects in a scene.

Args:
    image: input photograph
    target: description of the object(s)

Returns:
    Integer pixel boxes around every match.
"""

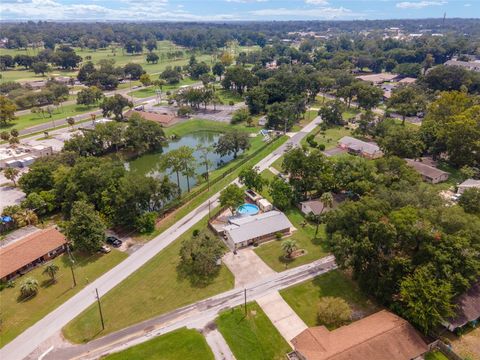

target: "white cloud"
[396,1,447,9]
[305,0,329,5]
[464,3,471,6]
[250,6,360,19]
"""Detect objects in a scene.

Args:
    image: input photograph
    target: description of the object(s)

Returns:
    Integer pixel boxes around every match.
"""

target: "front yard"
[63,215,234,343]
[280,270,378,329]
[0,249,127,348]
[216,302,291,360]
[102,328,214,360]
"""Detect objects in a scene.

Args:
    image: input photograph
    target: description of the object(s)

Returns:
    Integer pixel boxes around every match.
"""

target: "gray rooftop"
[404,159,449,179]
[458,179,480,188]
[225,211,293,244]
[338,136,381,155]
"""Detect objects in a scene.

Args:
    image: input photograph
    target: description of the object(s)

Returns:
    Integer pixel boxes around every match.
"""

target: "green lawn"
[128,78,198,99]
[216,302,291,360]
[102,328,214,360]
[3,103,98,132]
[308,125,353,150]
[280,270,378,329]
[425,351,449,360]
[0,249,127,348]
[164,118,257,138]
[342,108,361,121]
[63,214,234,343]
[215,89,244,104]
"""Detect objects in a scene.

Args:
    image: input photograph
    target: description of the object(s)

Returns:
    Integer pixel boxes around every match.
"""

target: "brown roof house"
[299,194,347,217]
[404,159,449,184]
[0,227,68,281]
[445,280,480,332]
[292,310,429,360]
[125,109,178,127]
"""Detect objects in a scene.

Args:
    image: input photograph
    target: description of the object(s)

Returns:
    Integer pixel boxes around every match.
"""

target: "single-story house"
[300,193,346,217]
[398,77,417,85]
[445,280,480,332]
[338,136,383,159]
[291,310,429,360]
[0,227,68,281]
[356,72,399,85]
[224,210,293,249]
[444,60,480,72]
[124,109,178,127]
[404,159,449,184]
[457,179,480,194]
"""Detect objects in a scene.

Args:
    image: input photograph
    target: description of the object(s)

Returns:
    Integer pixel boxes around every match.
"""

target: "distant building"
[299,194,346,217]
[0,145,53,169]
[125,109,178,127]
[444,60,480,72]
[404,159,449,184]
[444,280,480,332]
[356,73,399,85]
[457,179,480,194]
[0,227,68,281]
[291,310,429,360]
[224,211,293,249]
[338,136,383,159]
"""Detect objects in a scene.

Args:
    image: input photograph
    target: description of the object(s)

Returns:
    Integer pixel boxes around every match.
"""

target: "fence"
[428,340,464,360]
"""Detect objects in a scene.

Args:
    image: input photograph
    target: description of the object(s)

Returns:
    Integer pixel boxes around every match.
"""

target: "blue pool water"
[237,203,260,216]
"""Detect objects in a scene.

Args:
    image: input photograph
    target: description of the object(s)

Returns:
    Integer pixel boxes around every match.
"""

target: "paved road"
[1,115,323,360]
[204,328,237,360]
[45,255,336,360]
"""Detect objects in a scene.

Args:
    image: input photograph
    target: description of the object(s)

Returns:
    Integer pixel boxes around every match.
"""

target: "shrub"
[317,297,352,328]
[135,212,157,233]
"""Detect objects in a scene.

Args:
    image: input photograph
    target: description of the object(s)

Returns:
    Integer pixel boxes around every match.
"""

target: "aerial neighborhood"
[0,8,479,360]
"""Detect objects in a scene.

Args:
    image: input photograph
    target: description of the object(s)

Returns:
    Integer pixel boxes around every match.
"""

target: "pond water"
[127,131,235,193]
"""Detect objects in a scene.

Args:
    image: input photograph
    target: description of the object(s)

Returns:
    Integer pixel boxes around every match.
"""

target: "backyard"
[127,78,198,99]
[102,328,214,360]
[0,249,127,348]
[216,302,291,360]
[254,169,329,272]
[62,214,235,343]
[280,270,378,329]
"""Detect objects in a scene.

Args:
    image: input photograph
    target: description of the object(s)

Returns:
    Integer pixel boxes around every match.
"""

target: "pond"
[127,131,235,193]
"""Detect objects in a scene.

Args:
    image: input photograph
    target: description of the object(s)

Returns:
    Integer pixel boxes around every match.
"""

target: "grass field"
[425,351,449,360]
[0,250,127,348]
[0,41,212,83]
[306,125,352,150]
[3,103,98,132]
[62,214,234,343]
[280,270,378,329]
[128,78,198,98]
[448,327,480,360]
[216,302,291,360]
[215,89,244,104]
[103,328,214,360]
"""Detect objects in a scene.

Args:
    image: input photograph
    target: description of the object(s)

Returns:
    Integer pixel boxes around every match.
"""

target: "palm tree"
[159,150,185,197]
[282,239,298,259]
[14,209,39,227]
[43,263,59,283]
[178,146,196,193]
[196,145,213,190]
[315,192,334,238]
[20,278,39,298]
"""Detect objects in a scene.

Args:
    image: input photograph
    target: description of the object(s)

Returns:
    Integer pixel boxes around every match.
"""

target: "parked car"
[106,236,122,248]
[99,245,111,253]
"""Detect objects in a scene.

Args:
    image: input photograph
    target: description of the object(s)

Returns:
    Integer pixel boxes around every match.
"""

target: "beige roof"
[0,227,67,279]
[458,179,480,189]
[356,73,398,84]
[125,109,176,125]
[292,310,428,360]
[338,136,382,156]
[398,77,417,84]
[404,159,449,180]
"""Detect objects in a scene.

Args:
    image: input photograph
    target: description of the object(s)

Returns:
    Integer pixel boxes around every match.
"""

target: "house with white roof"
[457,179,480,194]
[224,211,293,250]
[338,136,383,159]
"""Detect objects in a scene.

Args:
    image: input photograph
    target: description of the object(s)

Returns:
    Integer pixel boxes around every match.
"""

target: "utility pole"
[244,288,247,316]
[95,288,105,330]
[66,245,76,287]
[208,200,211,219]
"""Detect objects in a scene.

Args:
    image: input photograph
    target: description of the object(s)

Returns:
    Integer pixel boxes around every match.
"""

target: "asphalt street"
[1,115,323,360]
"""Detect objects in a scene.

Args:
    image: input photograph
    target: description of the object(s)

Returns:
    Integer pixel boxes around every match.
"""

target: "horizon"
[0,0,479,22]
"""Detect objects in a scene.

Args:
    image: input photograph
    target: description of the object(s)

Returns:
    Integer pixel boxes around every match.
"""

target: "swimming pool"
[237,203,260,216]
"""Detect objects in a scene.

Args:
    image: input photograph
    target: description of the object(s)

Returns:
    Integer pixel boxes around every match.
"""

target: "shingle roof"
[0,227,67,279]
[404,159,449,180]
[356,73,398,84]
[125,109,176,125]
[458,179,480,189]
[447,280,480,329]
[225,211,293,244]
[338,136,381,156]
[292,310,428,360]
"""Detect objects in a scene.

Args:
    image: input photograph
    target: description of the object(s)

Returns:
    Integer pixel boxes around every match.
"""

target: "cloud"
[225,0,268,3]
[396,1,447,9]
[305,0,329,5]
[464,3,471,6]
[250,6,360,19]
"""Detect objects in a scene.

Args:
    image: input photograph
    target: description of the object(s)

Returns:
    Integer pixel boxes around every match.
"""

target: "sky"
[0,0,478,21]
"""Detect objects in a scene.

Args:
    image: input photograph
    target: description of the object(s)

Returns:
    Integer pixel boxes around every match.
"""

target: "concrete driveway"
[256,291,307,346]
[222,248,275,288]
